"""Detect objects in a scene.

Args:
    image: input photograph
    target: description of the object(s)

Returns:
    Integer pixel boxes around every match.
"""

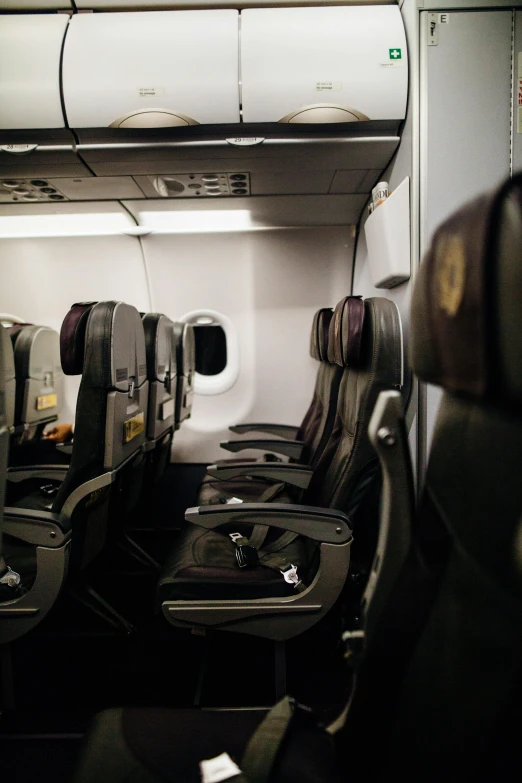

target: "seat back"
[0,326,9,573]
[142,312,176,483]
[8,323,63,437]
[0,324,15,433]
[53,301,148,570]
[348,175,522,781]
[306,295,403,566]
[295,307,343,467]
[173,322,195,428]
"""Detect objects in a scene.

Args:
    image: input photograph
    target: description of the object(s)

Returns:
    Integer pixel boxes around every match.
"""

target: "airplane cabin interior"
[0,0,521,781]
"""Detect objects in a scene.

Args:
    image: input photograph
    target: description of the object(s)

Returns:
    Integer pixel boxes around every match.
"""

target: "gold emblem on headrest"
[436,235,466,317]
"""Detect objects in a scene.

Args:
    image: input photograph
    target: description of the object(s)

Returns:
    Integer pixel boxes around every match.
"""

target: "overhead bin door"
[63,11,240,128]
[0,15,68,130]
[240,6,408,124]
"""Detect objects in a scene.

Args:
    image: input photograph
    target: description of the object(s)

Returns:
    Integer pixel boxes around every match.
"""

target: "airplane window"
[193,322,227,376]
[179,309,239,396]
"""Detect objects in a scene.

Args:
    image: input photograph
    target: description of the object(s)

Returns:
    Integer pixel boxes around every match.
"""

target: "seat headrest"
[310,308,334,362]
[411,174,522,407]
[142,313,175,382]
[60,302,97,375]
[327,296,365,367]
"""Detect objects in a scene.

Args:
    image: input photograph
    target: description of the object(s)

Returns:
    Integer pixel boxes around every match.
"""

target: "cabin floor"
[0,464,352,783]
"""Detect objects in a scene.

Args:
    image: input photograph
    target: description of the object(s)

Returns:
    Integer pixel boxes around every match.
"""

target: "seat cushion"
[73,706,340,783]
[157,522,316,604]
[197,474,296,506]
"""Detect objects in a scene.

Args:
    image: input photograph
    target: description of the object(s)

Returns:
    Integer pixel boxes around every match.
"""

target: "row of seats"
[66,174,522,781]
[0,303,195,641]
[0,287,404,647]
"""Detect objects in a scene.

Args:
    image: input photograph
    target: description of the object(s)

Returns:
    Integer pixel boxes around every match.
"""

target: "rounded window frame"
[178,309,239,396]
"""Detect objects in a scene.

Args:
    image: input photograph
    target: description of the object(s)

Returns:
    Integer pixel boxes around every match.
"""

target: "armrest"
[4,507,71,547]
[229,423,300,439]
[185,503,352,544]
[206,461,313,489]
[7,465,68,484]
[364,390,415,641]
[220,439,305,461]
[56,443,73,456]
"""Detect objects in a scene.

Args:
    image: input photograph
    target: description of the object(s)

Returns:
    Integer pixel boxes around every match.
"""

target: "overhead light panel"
[0,211,135,238]
[136,209,253,233]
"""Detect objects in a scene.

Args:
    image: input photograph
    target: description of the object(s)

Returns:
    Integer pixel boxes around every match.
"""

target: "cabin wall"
[0,234,150,422]
[0,224,353,462]
[420,7,513,454]
[141,226,353,461]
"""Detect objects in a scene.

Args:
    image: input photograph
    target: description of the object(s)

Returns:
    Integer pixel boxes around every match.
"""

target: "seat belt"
[229,532,305,591]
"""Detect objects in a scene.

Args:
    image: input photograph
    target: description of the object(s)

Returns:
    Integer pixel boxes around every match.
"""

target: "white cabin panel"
[62,11,240,128]
[0,15,68,129]
[0,234,150,422]
[142,226,352,462]
[240,6,407,124]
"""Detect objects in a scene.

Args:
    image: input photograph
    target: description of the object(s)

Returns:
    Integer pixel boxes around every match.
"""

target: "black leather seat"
[0,325,18,604]
[0,301,149,641]
[172,321,195,430]
[142,313,177,488]
[6,322,65,466]
[73,175,522,783]
[158,296,403,642]
[198,306,344,506]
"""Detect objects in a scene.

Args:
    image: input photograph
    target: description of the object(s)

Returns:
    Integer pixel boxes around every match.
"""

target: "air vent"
[150,173,250,198]
[0,179,67,203]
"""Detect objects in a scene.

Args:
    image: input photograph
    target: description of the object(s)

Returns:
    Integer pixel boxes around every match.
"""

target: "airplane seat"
[0,301,149,641]
[7,322,65,467]
[197,306,344,506]
[73,176,522,783]
[0,325,15,436]
[0,325,19,604]
[172,321,195,430]
[157,296,402,641]
[141,313,176,488]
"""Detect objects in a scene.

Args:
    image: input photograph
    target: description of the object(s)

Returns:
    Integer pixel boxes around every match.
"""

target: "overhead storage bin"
[240,6,408,124]
[62,11,240,128]
[0,15,68,130]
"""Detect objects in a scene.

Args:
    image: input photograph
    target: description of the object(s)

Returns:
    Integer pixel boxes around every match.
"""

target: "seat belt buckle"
[235,545,259,568]
[229,532,260,568]
[39,483,58,498]
[281,564,303,589]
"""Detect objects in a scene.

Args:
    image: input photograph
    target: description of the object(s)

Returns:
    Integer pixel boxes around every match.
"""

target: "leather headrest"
[310,308,334,361]
[60,302,97,375]
[327,296,365,367]
[411,174,522,407]
[142,313,175,383]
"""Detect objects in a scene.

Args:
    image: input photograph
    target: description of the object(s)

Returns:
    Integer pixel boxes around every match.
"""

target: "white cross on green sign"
[389,48,402,59]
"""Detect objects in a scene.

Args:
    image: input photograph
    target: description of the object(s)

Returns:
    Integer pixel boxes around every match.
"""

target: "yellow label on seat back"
[123,411,145,444]
[36,393,57,411]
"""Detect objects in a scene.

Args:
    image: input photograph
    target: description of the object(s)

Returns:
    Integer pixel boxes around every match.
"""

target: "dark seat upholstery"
[73,175,522,783]
[1,301,149,640]
[142,313,176,487]
[158,296,403,636]
[8,322,64,439]
[198,306,343,506]
[172,321,195,429]
[5,322,65,467]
